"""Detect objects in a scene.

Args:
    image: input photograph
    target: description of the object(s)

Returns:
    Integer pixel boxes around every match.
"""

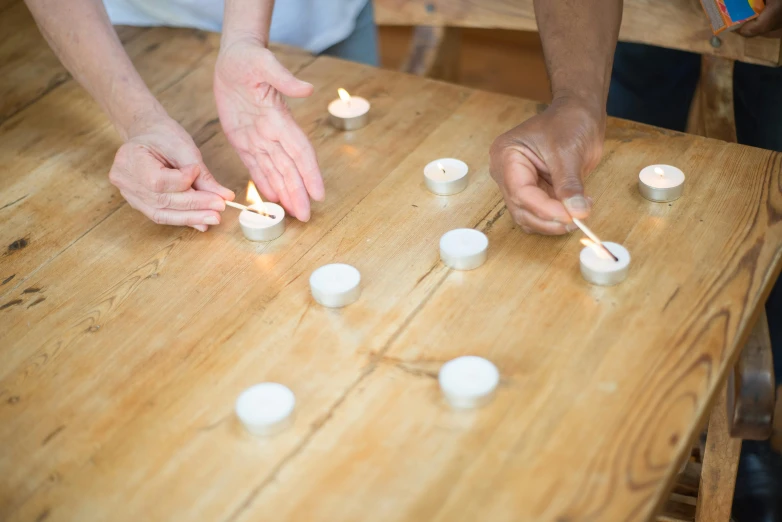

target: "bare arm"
[222,0,275,47]
[489,0,622,235]
[24,0,234,230]
[535,0,623,115]
[215,0,324,221]
[23,0,164,140]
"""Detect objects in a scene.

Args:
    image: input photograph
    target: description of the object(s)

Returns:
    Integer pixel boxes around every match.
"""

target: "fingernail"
[204,216,219,225]
[211,200,226,211]
[192,225,207,232]
[565,223,578,233]
[564,196,589,215]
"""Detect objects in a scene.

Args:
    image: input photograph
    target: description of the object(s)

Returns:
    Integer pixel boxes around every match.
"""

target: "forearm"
[534,0,622,114]
[24,0,165,140]
[222,0,274,47]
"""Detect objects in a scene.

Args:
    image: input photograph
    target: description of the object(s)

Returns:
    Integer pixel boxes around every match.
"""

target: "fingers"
[260,50,314,98]
[191,164,235,201]
[158,189,226,212]
[504,169,570,223]
[255,151,296,217]
[508,206,573,235]
[739,3,782,37]
[281,123,325,201]
[269,142,311,221]
[549,155,590,220]
[149,208,222,227]
[123,191,222,227]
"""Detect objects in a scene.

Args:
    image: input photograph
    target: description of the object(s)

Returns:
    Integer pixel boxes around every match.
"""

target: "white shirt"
[104,0,368,53]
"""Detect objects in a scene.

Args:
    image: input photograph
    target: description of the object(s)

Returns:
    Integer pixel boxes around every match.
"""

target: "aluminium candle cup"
[638,164,686,202]
[309,263,361,308]
[239,203,285,242]
[440,228,488,270]
[579,241,631,286]
[328,97,370,131]
[439,356,500,409]
[423,158,469,196]
[235,383,296,437]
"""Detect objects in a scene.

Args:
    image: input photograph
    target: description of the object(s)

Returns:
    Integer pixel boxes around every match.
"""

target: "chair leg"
[400,25,462,82]
[695,382,742,522]
[697,55,737,143]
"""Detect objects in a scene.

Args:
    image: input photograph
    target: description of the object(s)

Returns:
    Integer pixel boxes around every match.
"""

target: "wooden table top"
[2,5,782,522]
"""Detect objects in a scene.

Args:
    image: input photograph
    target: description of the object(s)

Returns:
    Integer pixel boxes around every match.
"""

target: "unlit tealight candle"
[239,203,285,242]
[424,158,469,195]
[235,382,295,436]
[328,88,370,131]
[639,164,685,202]
[310,263,361,308]
[440,228,488,270]
[580,241,631,286]
[439,356,500,409]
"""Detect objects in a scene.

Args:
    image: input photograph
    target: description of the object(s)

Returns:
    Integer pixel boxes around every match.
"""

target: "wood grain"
[694,384,742,522]
[2,16,781,522]
[374,0,782,66]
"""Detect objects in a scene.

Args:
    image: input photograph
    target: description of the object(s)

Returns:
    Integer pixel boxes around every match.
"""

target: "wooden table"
[2,4,781,521]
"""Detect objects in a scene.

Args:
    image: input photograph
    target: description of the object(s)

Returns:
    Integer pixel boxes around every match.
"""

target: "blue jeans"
[607,42,782,381]
[320,1,379,66]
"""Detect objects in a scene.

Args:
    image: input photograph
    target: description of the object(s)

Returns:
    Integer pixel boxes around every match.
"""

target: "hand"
[489,97,604,235]
[739,0,782,37]
[109,116,235,232]
[214,37,324,222]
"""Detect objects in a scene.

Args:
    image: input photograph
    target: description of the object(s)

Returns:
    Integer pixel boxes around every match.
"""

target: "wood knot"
[670,433,680,446]
[88,325,101,332]
[8,237,29,253]
[7,395,20,404]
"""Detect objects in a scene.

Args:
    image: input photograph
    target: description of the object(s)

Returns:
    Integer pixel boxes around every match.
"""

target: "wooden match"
[571,218,619,262]
[225,200,276,219]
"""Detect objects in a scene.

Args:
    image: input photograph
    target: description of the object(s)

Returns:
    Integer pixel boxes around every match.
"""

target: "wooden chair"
[374,1,779,520]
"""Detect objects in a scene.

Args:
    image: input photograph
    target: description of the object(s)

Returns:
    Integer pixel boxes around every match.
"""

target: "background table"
[2,4,781,521]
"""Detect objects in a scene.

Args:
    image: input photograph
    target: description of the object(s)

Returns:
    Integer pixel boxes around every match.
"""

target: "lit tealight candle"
[439,356,500,409]
[310,263,361,308]
[328,88,370,131]
[239,181,285,241]
[440,228,488,270]
[235,382,295,436]
[423,158,469,195]
[579,240,631,286]
[639,164,685,202]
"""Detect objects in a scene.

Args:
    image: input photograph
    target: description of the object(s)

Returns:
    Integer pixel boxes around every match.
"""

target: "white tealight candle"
[440,228,488,270]
[639,164,685,202]
[439,356,500,409]
[309,263,361,308]
[239,203,285,242]
[423,158,469,195]
[579,241,631,286]
[235,382,295,436]
[328,88,370,131]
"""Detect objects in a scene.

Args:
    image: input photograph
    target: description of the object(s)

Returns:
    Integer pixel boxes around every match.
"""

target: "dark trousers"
[607,42,782,380]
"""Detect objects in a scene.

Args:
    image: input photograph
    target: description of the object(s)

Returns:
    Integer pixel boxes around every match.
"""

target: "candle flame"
[437,162,446,173]
[245,181,267,213]
[337,88,351,102]
[580,238,613,260]
[654,167,665,177]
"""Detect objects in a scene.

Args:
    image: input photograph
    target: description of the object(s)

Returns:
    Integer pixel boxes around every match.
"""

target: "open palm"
[214,39,324,221]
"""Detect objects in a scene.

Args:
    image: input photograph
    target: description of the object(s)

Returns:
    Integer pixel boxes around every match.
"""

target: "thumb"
[552,155,590,220]
[190,164,235,201]
[260,51,314,98]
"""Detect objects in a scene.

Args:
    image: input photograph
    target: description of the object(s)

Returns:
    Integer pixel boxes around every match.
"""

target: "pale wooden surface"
[374,0,782,66]
[2,7,782,522]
